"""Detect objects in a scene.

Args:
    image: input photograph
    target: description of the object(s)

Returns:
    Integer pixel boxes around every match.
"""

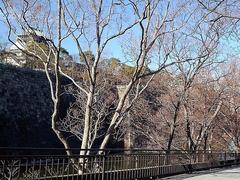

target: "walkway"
[161,166,240,180]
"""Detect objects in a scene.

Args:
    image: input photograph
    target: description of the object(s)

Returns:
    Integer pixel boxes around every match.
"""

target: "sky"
[0,20,127,64]
[0,0,240,68]
[0,0,132,64]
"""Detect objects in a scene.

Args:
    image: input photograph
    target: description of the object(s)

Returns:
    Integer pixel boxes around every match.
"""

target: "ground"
[161,166,240,180]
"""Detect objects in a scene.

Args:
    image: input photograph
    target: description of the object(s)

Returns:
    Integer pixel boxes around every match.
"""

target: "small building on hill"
[1,29,73,69]
[3,29,45,66]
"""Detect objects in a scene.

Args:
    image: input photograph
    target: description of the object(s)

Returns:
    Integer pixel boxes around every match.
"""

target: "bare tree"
[0,0,216,159]
[182,72,224,153]
[213,62,240,152]
[129,7,223,152]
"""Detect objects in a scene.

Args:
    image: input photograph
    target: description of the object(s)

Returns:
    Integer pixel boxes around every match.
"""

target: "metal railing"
[0,148,239,180]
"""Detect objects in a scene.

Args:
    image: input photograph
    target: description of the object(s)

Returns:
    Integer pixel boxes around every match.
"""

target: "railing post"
[135,154,138,169]
[224,151,227,162]
[235,151,237,165]
[237,152,240,164]
[158,151,161,177]
[102,153,106,180]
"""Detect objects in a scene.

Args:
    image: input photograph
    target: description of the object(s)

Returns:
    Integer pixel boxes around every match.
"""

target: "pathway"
[161,166,240,180]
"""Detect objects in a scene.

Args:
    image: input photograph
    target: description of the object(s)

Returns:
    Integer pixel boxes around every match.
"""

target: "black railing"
[0,148,239,180]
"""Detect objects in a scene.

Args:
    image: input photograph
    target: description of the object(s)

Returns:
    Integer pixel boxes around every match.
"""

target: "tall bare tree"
[0,0,222,158]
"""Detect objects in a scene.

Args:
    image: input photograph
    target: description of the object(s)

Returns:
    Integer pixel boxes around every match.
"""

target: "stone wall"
[0,63,72,148]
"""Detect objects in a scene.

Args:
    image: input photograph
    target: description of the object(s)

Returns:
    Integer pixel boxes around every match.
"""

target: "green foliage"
[80,51,95,64]
[25,39,54,69]
[109,58,121,68]
[107,57,151,77]
[27,40,54,60]
[0,40,8,62]
[60,47,69,55]
[24,38,70,70]
[122,64,136,76]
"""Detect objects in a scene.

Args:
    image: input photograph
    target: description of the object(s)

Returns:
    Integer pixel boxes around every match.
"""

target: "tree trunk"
[99,81,134,152]
[166,100,181,153]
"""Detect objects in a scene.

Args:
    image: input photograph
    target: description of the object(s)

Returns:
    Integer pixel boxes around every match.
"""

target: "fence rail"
[0,148,239,180]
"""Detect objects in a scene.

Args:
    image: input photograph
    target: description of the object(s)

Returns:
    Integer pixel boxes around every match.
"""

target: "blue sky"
[0,0,239,68]
[60,35,124,60]
[1,16,240,67]
[0,0,131,63]
[0,21,126,63]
